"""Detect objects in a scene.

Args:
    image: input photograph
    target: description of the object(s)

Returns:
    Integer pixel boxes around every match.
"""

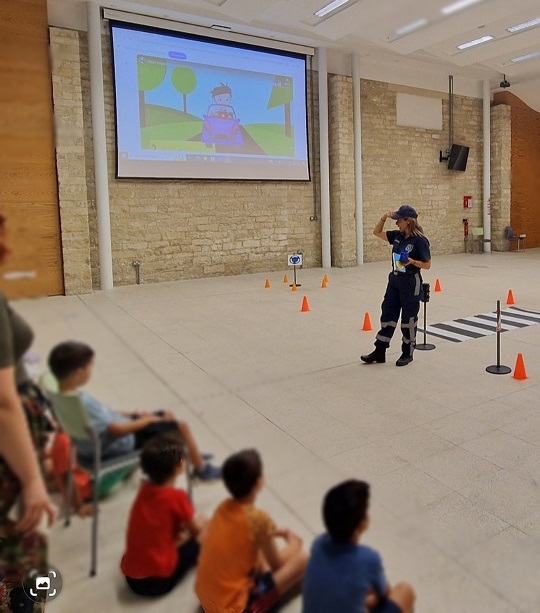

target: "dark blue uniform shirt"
[386,230,431,275]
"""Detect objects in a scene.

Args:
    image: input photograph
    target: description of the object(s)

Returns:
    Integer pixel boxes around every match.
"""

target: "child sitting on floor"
[121,435,207,596]
[195,448,307,612]
[302,479,415,613]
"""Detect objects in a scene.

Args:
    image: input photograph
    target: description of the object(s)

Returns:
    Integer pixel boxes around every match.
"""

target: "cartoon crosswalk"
[419,306,540,343]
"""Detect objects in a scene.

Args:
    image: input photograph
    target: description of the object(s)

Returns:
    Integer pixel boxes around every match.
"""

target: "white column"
[87,2,114,289]
[483,78,491,254]
[352,54,363,265]
[317,47,331,269]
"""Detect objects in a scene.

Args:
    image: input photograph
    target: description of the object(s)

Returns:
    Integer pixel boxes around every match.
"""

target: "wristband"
[381,217,386,222]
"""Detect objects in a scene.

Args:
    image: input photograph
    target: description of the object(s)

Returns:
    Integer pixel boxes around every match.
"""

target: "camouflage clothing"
[0,382,50,613]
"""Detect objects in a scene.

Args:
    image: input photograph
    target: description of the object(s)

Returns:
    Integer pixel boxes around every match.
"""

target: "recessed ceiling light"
[507,17,540,33]
[315,0,352,19]
[394,18,429,37]
[441,0,483,16]
[457,35,493,50]
[511,50,540,63]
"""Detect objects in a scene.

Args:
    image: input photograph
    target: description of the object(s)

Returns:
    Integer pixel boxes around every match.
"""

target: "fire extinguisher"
[463,218,469,238]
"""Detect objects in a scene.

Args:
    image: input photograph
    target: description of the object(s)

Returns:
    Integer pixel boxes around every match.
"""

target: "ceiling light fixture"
[511,50,540,63]
[441,0,483,17]
[457,35,493,50]
[315,0,352,19]
[506,17,540,33]
[394,18,429,37]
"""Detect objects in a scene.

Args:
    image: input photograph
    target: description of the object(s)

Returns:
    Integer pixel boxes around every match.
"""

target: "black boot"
[360,348,386,364]
[396,354,413,366]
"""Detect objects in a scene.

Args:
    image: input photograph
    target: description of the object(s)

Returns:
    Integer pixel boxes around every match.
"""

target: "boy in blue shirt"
[303,480,415,613]
[48,341,221,481]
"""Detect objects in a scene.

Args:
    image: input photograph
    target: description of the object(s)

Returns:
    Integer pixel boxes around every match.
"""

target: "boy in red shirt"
[121,435,207,596]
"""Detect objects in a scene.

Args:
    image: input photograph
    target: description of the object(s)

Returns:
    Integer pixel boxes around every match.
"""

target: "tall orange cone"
[506,289,515,305]
[512,353,528,380]
[291,282,298,292]
[264,279,271,288]
[283,274,289,283]
[321,277,327,288]
[362,312,373,331]
[301,296,310,312]
[434,279,442,292]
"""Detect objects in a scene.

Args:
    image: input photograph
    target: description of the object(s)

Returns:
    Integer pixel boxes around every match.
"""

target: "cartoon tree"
[171,67,197,114]
[267,77,293,137]
[137,57,167,127]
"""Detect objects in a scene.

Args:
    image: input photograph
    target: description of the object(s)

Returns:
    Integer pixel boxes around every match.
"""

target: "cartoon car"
[201,104,243,146]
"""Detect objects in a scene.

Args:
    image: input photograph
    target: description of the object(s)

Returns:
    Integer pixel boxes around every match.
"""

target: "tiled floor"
[15,249,540,613]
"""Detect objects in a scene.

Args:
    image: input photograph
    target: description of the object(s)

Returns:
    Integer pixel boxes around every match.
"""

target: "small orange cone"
[512,353,528,380]
[506,289,515,305]
[434,279,442,292]
[301,296,310,312]
[321,277,327,288]
[323,274,328,283]
[264,279,271,288]
[362,312,373,331]
[283,274,289,284]
[291,282,298,292]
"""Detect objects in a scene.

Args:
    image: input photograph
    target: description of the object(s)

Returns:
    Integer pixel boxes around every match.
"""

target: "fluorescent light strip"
[395,18,429,37]
[457,35,493,50]
[507,17,540,33]
[441,0,483,16]
[511,50,540,63]
[315,0,352,18]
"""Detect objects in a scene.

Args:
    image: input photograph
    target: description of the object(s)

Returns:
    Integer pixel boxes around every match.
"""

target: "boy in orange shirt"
[195,449,307,612]
[121,435,207,596]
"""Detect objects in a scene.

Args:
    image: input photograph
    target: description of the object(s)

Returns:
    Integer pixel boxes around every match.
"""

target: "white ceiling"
[48,0,540,109]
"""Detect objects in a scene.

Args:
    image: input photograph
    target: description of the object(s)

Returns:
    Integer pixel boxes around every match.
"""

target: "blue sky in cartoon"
[145,61,290,125]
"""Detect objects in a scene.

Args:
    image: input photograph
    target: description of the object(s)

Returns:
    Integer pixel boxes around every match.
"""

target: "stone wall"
[50,28,93,294]
[328,75,356,267]
[80,31,321,287]
[51,27,504,290]
[360,80,484,261]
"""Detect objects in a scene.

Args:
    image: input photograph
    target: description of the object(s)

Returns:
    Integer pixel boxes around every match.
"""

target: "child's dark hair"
[323,480,370,544]
[222,449,262,499]
[48,341,95,380]
[141,435,184,485]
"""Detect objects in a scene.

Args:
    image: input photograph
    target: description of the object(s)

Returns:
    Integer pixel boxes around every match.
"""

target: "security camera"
[500,74,510,89]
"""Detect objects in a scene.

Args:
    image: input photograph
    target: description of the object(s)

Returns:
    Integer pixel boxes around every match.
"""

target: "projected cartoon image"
[137,55,296,156]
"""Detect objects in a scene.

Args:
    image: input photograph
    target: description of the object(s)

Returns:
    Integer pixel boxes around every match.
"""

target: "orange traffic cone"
[434,279,442,292]
[362,312,373,331]
[512,353,528,380]
[291,282,298,292]
[301,296,310,312]
[506,289,515,305]
[283,274,288,283]
[321,277,327,288]
[264,279,271,288]
[323,274,329,283]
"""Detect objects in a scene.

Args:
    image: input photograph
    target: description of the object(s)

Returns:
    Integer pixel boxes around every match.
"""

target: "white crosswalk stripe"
[418,307,540,343]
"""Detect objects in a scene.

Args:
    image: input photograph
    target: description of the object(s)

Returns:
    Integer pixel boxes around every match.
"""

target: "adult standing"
[361,206,431,367]
[0,214,56,612]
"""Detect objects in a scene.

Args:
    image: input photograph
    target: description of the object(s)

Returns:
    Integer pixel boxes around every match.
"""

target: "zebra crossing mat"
[419,306,540,343]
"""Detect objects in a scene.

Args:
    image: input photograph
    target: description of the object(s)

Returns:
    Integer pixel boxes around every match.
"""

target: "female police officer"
[361,205,431,367]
